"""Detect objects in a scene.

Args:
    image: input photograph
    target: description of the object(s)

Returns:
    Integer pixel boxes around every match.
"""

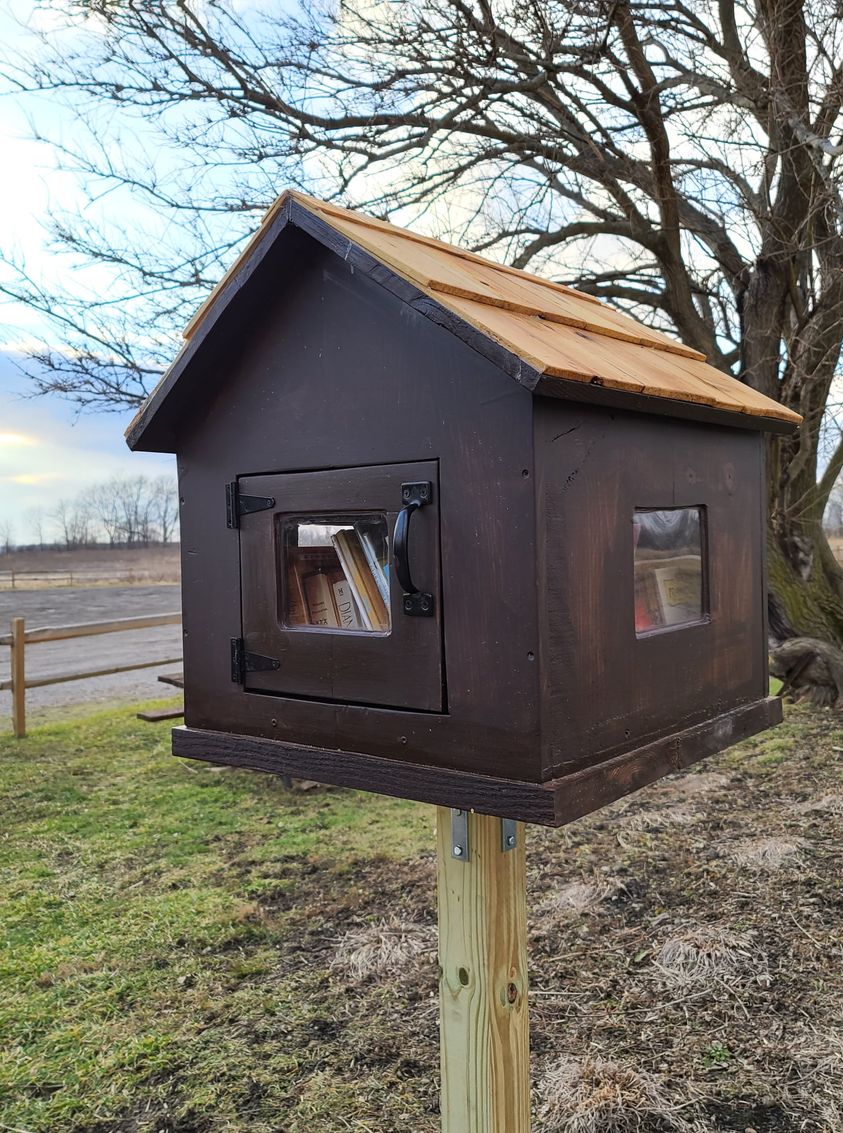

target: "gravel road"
[0,585,183,732]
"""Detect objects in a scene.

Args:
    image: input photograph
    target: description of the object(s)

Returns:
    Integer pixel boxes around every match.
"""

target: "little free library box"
[128,191,800,826]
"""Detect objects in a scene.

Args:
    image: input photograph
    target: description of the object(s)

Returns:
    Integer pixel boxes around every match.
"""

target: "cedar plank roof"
[128,189,801,447]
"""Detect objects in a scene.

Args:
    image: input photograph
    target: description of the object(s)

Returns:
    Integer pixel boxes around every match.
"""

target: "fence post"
[11,617,26,738]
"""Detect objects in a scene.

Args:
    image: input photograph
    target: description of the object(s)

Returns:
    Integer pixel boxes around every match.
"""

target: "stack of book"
[634,554,702,632]
[286,524,390,632]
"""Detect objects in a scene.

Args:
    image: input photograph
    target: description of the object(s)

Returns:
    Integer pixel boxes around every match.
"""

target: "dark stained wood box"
[127,191,800,825]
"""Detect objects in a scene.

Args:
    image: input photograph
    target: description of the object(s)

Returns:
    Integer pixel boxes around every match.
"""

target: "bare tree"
[150,475,179,545]
[25,507,45,550]
[0,519,15,555]
[51,497,93,549]
[87,479,124,547]
[2,1,843,638]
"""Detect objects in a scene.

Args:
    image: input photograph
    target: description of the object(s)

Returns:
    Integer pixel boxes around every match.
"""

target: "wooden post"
[436,807,530,1132]
[11,617,26,738]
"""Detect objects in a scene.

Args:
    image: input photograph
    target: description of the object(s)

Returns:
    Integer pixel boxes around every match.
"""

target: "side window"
[633,507,706,635]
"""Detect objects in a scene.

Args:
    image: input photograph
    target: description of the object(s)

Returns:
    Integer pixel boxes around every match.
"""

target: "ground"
[0,702,841,1133]
[0,546,181,588]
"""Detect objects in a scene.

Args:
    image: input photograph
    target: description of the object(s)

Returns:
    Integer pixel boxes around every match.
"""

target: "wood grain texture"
[534,399,771,778]
[238,461,443,711]
[127,189,799,456]
[175,240,542,780]
[11,617,25,738]
[437,808,530,1133]
[173,699,780,825]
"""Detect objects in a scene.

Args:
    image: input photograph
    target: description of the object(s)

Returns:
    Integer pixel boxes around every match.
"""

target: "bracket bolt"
[505,834,516,847]
[453,845,463,857]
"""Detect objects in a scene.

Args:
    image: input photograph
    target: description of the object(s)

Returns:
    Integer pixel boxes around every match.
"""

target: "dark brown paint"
[129,219,787,825]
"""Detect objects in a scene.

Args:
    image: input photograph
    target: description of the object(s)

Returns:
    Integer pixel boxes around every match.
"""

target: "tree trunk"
[767,532,843,644]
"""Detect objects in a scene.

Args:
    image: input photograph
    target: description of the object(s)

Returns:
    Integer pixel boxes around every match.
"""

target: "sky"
[0,3,175,542]
[0,352,173,542]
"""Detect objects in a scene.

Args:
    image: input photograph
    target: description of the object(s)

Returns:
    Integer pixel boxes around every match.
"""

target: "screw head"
[453,845,463,857]
[506,834,516,847]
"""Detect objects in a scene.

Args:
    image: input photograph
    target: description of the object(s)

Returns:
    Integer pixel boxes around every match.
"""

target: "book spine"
[331,534,374,630]
[358,530,390,605]
[302,570,340,627]
[332,578,362,629]
[343,531,389,631]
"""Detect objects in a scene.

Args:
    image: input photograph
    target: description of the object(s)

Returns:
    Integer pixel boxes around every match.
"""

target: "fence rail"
[0,568,179,590]
[1,612,182,737]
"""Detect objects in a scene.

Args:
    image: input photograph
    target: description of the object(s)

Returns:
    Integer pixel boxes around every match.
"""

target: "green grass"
[3,696,842,1132]
[0,702,433,1132]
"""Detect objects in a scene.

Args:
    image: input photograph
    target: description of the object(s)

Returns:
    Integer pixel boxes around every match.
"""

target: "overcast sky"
[0,3,175,541]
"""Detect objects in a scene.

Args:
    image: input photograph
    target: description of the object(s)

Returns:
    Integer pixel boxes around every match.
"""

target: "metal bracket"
[402,592,434,616]
[401,481,433,508]
[501,818,518,853]
[451,808,470,861]
[226,481,276,528]
[230,638,281,684]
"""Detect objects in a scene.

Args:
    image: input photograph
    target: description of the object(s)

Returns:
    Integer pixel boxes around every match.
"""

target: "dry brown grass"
[0,545,180,588]
[536,1057,697,1133]
[331,918,433,981]
[537,875,625,919]
[729,836,808,871]
[797,792,843,815]
[655,926,770,989]
[617,804,704,834]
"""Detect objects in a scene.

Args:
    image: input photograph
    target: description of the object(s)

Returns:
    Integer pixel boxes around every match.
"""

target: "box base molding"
[172,697,782,826]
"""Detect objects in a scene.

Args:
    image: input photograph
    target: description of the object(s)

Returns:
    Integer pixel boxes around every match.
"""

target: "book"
[331,532,374,630]
[332,529,389,631]
[357,528,390,605]
[301,569,340,627]
[633,563,664,632]
[287,546,343,627]
[332,577,362,629]
[286,561,309,626]
[653,557,702,626]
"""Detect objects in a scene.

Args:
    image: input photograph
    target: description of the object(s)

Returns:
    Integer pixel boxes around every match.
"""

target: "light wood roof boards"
[128,189,800,450]
[185,191,800,426]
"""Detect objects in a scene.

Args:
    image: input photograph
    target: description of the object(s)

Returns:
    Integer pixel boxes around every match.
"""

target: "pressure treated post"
[436,807,530,1132]
[11,617,26,738]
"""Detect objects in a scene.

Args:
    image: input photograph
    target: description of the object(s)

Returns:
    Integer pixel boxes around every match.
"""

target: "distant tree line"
[0,475,178,552]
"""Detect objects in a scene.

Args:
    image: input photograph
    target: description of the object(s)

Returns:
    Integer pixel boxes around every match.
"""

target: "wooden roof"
[127,190,800,450]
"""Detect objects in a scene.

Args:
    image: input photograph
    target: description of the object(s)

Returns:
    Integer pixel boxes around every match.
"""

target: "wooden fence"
[0,612,182,737]
[0,568,177,590]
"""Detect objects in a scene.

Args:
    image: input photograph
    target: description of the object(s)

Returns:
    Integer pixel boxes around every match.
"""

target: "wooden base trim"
[172,697,782,826]
[550,696,781,825]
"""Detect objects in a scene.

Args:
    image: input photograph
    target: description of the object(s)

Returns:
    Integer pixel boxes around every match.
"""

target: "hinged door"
[236,461,444,711]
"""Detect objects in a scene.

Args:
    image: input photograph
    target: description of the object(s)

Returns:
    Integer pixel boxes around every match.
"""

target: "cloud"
[0,432,38,447]
[5,472,59,485]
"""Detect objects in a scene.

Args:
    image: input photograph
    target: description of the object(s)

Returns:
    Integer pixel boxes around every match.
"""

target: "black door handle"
[393,481,434,617]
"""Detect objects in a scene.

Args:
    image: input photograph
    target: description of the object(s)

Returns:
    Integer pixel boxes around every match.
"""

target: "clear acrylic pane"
[633,507,704,635]
[281,516,390,633]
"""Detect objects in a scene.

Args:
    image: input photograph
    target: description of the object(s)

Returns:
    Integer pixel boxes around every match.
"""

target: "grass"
[0,702,434,1132]
[1,698,842,1131]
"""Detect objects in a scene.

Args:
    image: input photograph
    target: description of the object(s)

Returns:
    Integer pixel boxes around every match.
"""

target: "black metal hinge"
[226,481,276,528]
[231,638,281,684]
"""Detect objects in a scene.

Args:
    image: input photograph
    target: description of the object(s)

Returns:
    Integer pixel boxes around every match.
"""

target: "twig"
[789,910,823,948]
